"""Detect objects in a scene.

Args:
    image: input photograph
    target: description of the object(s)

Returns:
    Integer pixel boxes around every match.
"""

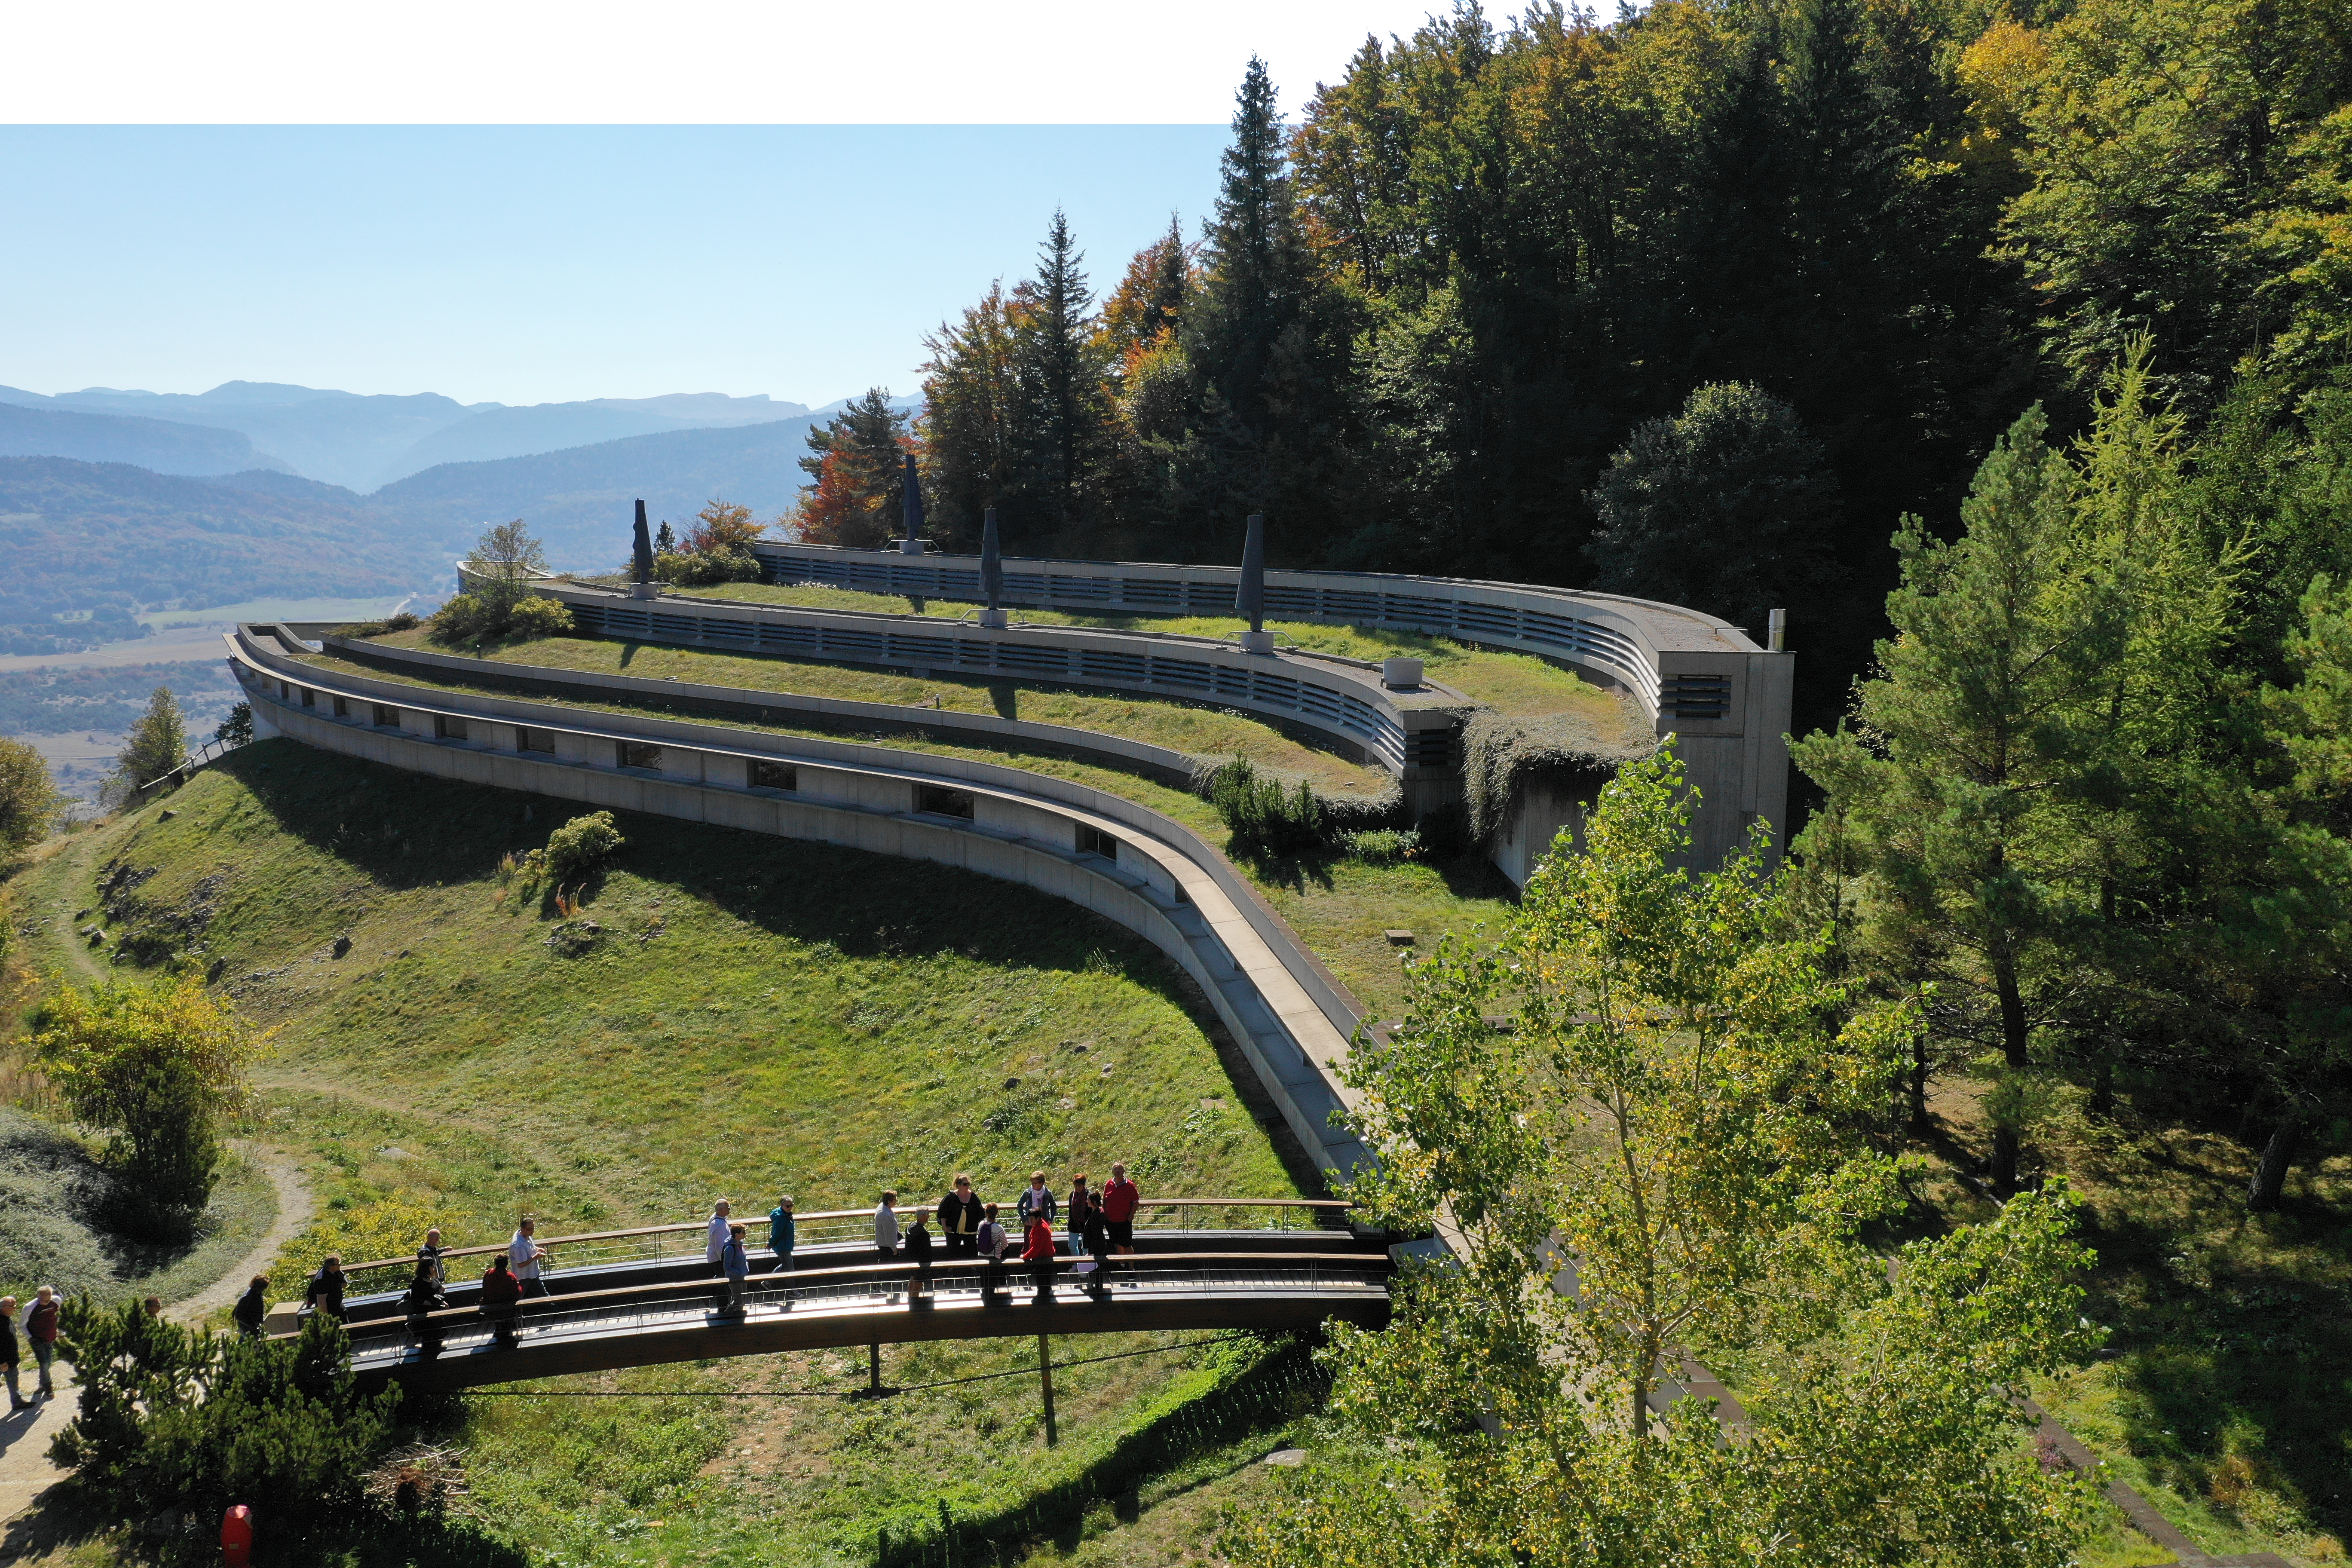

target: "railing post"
[1036,1333,1057,1446]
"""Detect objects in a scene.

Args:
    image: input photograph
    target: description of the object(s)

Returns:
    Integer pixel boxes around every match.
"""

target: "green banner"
[23,0,1580,123]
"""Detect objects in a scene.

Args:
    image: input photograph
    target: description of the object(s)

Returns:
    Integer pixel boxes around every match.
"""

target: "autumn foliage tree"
[794,389,911,548]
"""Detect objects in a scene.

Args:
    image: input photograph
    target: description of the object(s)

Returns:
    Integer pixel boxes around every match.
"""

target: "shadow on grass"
[200,737,1215,1023]
[864,1332,1329,1567]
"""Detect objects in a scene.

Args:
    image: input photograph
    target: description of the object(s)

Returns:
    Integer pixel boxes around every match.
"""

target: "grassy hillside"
[0,458,445,653]
[299,635,1520,1018]
[4,741,1328,1563]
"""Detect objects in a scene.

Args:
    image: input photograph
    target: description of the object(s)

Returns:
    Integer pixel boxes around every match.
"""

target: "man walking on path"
[0,1296,24,1412]
[874,1190,902,1262]
[905,1211,934,1303]
[706,1199,734,1273]
[1102,1163,1139,1258]
[768,1196,796,1272]
[720,1222,752,1315]
[27,1286,59,1400]
[939,1175,982,1259]
[510,1217,552,1298]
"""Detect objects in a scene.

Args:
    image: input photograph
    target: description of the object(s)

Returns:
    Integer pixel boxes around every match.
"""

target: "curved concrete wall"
[530,581,1465,793]
[227,628,1372,1181]
[745,542,1793,868]
[310,631,1212,793]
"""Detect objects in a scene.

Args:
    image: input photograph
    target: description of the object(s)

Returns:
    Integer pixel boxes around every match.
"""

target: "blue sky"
[0,126,1229,409]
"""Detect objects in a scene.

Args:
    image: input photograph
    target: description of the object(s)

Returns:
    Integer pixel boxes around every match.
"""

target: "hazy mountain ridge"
[369,414,831,566]
[0,401,289,477]
[0,380,817,490]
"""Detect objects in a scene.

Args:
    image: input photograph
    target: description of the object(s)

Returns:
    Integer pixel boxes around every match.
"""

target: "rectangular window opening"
[751,759,797,791]
[371,704,399,728]
[517,726,555,754]
[915,783,975,820]
[619,741,663,771]
[332,695,349,718]
[300,687,315,707]
[434,714,468,741]
[1076,824,1118,861]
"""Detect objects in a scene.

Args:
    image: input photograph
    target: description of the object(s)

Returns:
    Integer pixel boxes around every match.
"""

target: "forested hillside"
[0,457,444,655]
[860,0,2352,742]
[0,401,283,477]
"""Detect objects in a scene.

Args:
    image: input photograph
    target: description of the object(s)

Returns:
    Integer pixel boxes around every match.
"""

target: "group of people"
[0,1288,61,1411]
[861,1164,1142,1306]
[260,1162,1146,1350]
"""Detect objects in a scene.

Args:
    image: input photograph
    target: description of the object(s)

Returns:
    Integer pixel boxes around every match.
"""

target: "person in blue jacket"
[768,1195,796,1272]
[720,1223,751,1315]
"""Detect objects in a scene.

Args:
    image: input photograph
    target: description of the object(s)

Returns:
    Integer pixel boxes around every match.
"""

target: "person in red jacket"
[1022,1213,1057,1299]
[1102,1162,1140,1257]
[478,1254,524,1348]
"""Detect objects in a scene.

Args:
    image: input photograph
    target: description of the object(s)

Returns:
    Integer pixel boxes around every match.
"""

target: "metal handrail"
[331,1198,1355,1282]
[331,1250,1391,1354]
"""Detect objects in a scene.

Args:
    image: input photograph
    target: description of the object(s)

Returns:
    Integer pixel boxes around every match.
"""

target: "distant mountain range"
[0,380,921,650]
[0,380,818,491]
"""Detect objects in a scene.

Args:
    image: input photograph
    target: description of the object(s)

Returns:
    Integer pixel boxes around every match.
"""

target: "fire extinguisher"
[220,1504,254,1567]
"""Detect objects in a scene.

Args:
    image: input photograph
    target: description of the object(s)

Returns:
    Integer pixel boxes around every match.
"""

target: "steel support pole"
[1037,1333,1057,1446]
[869,1339,882,1394]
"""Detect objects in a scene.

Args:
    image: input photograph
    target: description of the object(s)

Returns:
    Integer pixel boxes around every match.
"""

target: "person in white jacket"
[706,1199,733,1274]
[874,1190,901,1260]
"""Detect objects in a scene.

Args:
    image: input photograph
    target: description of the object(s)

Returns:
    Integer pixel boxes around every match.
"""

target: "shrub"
[1207,760,1331,862]
[1345,827,1422,866]
[504,594,576,638]
[384,609,420,631]
[427,592,494,643]
[0,735,63,855]
[31,976,262,1240]
[545,810,625,881]
[51,1301,398,1529]
[429,591,571,644]
[655,548,763,587]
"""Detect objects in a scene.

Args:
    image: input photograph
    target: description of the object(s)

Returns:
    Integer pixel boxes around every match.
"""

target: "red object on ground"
[220,1504,254,1567]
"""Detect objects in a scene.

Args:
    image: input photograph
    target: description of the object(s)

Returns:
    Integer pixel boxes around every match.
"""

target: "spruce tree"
[1191,57,1312,435]
[1011,209,1109,540]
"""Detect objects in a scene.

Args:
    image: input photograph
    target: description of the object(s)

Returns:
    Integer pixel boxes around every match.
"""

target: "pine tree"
[1792,410,2121,1192]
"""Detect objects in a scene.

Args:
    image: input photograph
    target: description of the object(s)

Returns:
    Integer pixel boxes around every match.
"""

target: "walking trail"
[0,1145,312,1533]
